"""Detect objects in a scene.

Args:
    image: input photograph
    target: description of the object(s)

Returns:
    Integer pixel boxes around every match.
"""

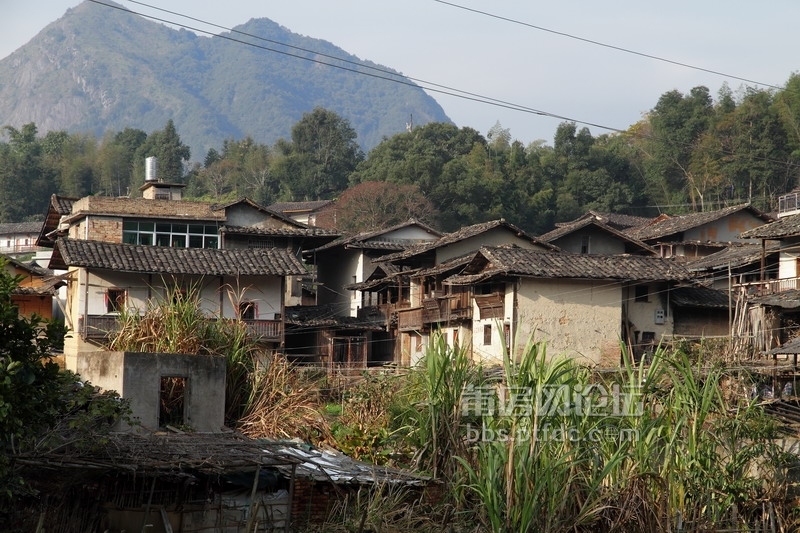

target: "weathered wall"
[512,278,623,367]
[433,227,542,264]
[550,227,626,255]
[683,212,766,243]
[623,282,674,350]
[77,351,226,432]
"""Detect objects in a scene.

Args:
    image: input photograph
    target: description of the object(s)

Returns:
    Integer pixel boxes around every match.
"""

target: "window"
[483,324,492,346]
[159,376,186,428]
[580,235,590,254]
[239,301,256,320]
[106,288,126,313]
[635,285,649,303]
[123,220,219,249]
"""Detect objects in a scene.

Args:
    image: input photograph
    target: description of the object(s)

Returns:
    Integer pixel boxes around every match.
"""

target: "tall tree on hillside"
[275,108,364,200]
[0,123,53,221]
[133,120,190,189]
[96,128,147,197]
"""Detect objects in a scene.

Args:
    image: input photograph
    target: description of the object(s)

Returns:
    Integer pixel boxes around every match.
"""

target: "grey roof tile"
[447,246,693,284]
[740,212,800,239]
[627,204,772,242]
[52,239,307,276]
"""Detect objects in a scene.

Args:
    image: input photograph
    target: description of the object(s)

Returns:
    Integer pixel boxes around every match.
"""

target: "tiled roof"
[52,195,77,215]
[268,200,335,213]
[584,211,654,230]
[626,204,772,242]
[378,219,557,263]
[538,216,655,253]
[51,239,307,276]
[749,289,800,309]
[446,246,693,284]
[212,198,307,228]
[685,242,780,271]
[66,196,226,222]
[308,219,441,253]
[670,286,730,308]
[740,212,800,239]
[37,195,79,247]
[220,225,339,238]
[555,211,653,231]
[284,304,384,330]
[0,221,44,235]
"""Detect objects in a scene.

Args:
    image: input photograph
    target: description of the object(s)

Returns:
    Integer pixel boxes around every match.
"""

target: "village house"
[305,218,442,316]
[267,199,336,227]
[0,220,45,256]
[34,179,328,371]
[624,203,774,259]
[538,213,656,256]
[736,192,800,351]
[444,246,695,365]
[2,254,63,320]
[353,219,557,364]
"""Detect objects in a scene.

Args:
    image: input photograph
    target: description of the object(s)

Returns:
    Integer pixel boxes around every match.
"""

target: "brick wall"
[88,217,123,243]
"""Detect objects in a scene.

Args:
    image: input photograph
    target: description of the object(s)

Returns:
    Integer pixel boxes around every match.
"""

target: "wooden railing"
[397,307,423,331]
[735,277,800,296]
[80,315,282,341]
[421,297,472,324]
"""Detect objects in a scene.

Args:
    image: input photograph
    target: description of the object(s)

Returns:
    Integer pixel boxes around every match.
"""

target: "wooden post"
[244,465,261,533]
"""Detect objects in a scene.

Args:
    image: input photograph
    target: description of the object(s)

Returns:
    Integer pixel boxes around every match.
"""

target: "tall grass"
[439,337,799,532]
[107,280,285,427]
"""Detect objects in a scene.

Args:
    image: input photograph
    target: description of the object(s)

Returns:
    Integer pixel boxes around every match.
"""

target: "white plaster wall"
[375,225,439,242]
[551,228,626,255]
[434,227,542,263]
[512,278,623,366]
[623,283,674,346]
[779,250,799,280]
[682,213,765,243]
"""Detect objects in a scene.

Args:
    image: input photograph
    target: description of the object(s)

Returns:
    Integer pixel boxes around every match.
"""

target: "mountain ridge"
[0,0,451,158]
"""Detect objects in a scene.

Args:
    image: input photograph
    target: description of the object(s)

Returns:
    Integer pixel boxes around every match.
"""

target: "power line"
[86,0,799,172]
[88,0,627,134]
[433,0,783,91]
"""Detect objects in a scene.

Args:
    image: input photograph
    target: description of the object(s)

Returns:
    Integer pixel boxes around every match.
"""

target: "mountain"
[0,1,451,157]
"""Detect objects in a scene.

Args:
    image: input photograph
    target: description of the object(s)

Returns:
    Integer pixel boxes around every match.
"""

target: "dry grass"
[236,354,332,443]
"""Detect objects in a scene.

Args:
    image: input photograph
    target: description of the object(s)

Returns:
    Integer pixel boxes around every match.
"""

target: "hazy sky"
[2,0,798,146]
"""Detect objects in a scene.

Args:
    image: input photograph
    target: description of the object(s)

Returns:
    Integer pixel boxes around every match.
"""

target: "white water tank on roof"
[145,156,158,182]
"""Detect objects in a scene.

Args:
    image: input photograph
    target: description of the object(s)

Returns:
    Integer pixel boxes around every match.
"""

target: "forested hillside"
[0,0,449,156]
[3,76,800,234]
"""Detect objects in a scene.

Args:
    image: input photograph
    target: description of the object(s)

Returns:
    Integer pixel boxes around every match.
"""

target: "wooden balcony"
[735,277,800,297]
[421,297,472,324]
[80,315,282,341]
[397,307,423,331]
[357,304,390,323]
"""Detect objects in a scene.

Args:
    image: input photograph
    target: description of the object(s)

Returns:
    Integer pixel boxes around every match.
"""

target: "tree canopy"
[3,84,800,233]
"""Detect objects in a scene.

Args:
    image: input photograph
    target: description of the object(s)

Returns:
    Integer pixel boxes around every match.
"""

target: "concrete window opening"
[159,376,187,428]
[239,301,256,320]
[106,288,126,313]
[635,285,649,303]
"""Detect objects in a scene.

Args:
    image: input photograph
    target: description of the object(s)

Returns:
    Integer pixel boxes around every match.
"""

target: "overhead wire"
[433,0,783,91]
[86,0,800,174]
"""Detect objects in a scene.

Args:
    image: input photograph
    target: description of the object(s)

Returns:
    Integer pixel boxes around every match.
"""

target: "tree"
[0,261,127,512]
[275,108,364,200]
[133,120,190,189]
[333,181,439,234]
